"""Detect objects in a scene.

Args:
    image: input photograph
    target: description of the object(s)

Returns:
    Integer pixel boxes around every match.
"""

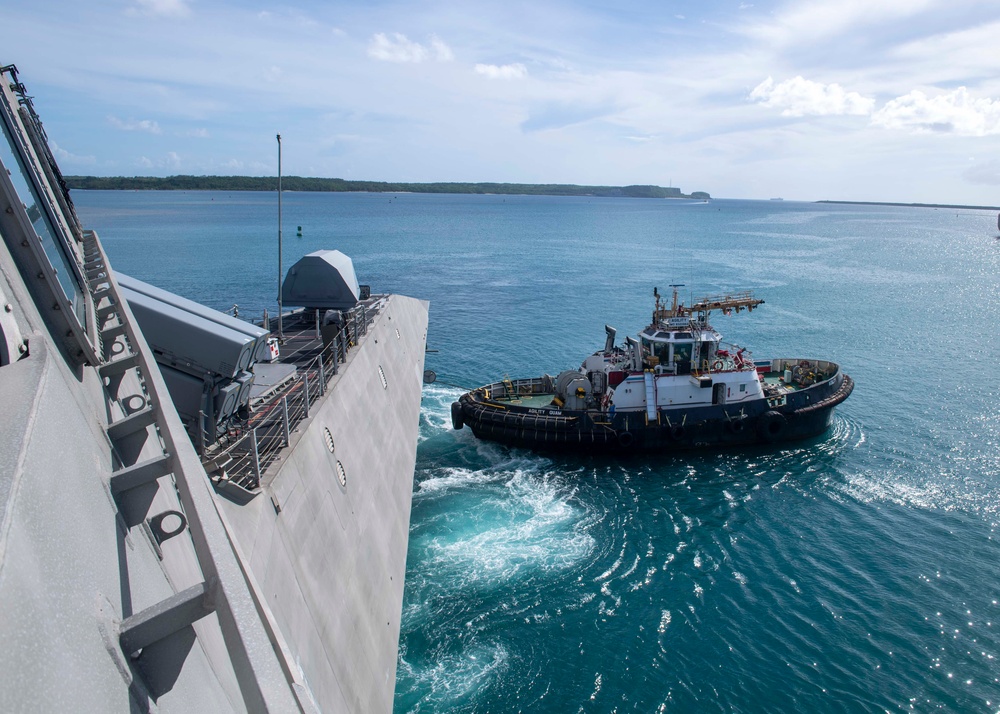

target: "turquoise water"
[76,191,1000,712]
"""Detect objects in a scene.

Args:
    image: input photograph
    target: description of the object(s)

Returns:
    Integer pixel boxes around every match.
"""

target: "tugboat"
[451,286,853,451]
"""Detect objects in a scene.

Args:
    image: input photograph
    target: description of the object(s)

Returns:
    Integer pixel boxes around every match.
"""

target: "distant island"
[63,175,710,200]
[818,199,1000,211]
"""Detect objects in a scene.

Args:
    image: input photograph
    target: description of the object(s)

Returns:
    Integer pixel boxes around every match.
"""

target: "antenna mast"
[277,133,283,342]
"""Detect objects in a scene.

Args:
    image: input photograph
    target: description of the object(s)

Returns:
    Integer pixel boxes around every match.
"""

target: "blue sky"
[7,0,1000,202]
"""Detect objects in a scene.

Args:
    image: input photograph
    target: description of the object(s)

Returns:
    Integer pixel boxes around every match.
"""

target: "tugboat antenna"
[668,284,684,314]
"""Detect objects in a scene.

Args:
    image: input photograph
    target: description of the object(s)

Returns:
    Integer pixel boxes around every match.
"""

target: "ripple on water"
[396,642,510,712]
[416,384,466,442]
[822,413,1000,526]
[406,462,597,611]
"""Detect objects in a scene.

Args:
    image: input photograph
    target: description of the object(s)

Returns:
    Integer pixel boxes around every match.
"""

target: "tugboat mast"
[652,284,686,324]
[653,286,764,325]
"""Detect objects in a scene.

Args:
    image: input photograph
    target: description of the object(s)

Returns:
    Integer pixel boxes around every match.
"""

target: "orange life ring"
[712,360,724,371]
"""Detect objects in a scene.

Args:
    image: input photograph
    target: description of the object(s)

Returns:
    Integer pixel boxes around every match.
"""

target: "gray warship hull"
[0,64,427,712]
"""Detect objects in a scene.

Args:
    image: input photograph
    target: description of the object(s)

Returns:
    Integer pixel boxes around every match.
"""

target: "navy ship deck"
[204,299,386,498]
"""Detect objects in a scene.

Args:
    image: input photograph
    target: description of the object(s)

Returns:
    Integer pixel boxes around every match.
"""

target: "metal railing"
[206,298,385,495]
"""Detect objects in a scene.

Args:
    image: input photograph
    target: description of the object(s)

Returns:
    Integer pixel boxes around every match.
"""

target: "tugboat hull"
[454,367,853,453]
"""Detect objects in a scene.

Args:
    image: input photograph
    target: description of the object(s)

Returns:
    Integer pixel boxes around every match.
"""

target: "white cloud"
[750,77,1000,137]
[891,19,1000,68]
[107,115,162,133]
[749,76,875,117]
[742,0,935,49]
[135,152,182,169]
[127,0,191,18]
[367,33,453,63]
[474,63,528,80]
[180,128,209,138]
[430,36,454,62]
[871,87,1000,136]
[50,142,95,165]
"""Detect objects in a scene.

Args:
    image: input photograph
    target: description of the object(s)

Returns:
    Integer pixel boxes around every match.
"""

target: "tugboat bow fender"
[461,399,578,431]
[791,374,854,416]
[451,401,464,430]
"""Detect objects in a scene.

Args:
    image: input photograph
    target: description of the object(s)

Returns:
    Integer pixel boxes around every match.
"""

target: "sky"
[6,0,1000,203]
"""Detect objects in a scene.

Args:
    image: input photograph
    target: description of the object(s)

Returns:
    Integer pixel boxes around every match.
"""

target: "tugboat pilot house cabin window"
[641,334,694,373]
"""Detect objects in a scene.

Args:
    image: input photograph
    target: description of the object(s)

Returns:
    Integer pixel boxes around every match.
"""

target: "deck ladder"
[643,371,657,423]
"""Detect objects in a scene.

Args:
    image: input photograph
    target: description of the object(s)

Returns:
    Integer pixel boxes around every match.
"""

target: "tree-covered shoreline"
[64,175,710,199]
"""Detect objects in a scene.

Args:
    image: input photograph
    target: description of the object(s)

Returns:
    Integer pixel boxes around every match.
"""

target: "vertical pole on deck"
[281,396,290,446]
[319,357,325,395]
[303,374,310,418]
[251,427,261,482]
[277,133,284,343]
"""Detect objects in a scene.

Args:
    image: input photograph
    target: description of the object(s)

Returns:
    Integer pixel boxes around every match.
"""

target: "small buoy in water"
[296,225,302,237]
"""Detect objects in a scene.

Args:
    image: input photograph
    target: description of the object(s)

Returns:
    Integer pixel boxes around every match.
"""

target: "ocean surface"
[75,191,1000,713]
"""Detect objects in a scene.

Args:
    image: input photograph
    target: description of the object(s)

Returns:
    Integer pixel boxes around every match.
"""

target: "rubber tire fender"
[757,410,786,441]
[726,417,746,435]
[451,401,465,430]
[617,431,635,448]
